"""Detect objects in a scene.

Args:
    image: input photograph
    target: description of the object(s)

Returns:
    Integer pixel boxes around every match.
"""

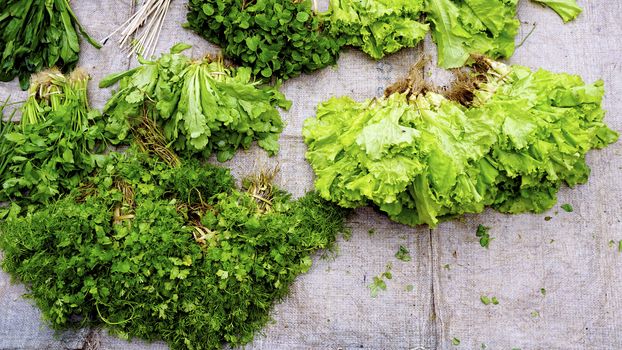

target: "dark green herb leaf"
[395,245,411,262]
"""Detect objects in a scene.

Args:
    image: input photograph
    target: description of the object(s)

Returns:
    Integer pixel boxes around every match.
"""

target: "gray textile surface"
[0,0,620,349]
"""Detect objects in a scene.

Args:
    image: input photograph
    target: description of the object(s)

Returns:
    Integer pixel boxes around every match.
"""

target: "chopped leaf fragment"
[561,204,574,212]
[476,225,493,249]
[395,245,412,262]
[481,295,499,305]
[368,263,393,297]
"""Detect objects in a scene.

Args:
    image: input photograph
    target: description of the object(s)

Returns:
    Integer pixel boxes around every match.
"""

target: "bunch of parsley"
[0,0,101,89]
[0,69,108,206]
[0,148,349,350]
[101,44,291,162]
[185,0,342,80]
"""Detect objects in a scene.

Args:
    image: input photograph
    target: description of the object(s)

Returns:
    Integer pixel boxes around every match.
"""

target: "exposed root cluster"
[133,111,180,168]
[244,166,279,214]
[385,55,494,106]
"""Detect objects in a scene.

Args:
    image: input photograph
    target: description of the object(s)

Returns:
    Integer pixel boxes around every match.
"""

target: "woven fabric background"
[0,1,620,349]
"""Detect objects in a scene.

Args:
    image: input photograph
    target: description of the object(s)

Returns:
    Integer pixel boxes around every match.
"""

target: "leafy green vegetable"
[476,225,493,249]
[0,148,349,350]
[395,245,412,262]
[322,0,429,59]
[0,100,16,179]
[186,0,342,80]
[0,0,101,89]
[532,0,582,22]
[0,69,108,206]
[425,0,519,68]
[561,203,574,212]
[101,44,290,162]
[187,0,582,77]
[303,59,618,227]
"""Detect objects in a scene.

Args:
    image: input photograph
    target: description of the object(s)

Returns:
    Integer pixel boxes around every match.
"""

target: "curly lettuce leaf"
[425,0,519,68]
[304,61,618,227]
[532,0,582,22]
[323,0,429,59]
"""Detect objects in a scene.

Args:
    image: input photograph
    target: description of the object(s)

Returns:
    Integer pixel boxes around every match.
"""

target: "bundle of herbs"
[0,0,101,89]
[101,44,291,162]
[185,0,343,80]
[0,146,349,350]
[0,68,109,207]
[186,0,583,77]
[303,59,618,227]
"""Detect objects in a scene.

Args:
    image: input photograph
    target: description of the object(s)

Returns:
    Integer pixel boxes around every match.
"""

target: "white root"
[102,0,173,59]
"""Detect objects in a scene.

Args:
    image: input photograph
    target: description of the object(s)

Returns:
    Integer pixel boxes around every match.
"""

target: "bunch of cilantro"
[185,0,342,80]
[303,59,618,227]
[101,44,291,162]
[0,68,108,206]
[187,0,583,76]
[0,148,349,350]
[0,0,101,90]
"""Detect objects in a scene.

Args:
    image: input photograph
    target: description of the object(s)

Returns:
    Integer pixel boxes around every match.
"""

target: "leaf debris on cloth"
[476,225,493,249]
[101,44,290,162]
[395,245,412,262]
[481,295,499,305]
[303,58,618,227]
[368,263,392,297]
[0,0,101,89]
